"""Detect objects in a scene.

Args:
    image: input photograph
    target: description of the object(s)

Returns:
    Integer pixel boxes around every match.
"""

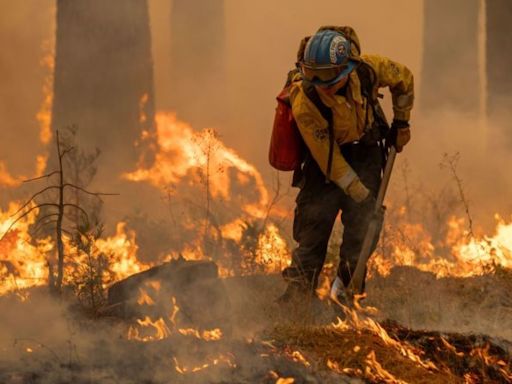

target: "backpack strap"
[356,61,391,172]
[356,61,390,138]
[303,81,334,183]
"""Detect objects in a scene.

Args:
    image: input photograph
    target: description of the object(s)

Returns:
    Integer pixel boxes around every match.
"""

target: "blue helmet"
[301,29,357,87]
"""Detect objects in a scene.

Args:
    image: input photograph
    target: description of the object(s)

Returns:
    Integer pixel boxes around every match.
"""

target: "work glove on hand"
[345,178,370,203]
[388,119,411,153]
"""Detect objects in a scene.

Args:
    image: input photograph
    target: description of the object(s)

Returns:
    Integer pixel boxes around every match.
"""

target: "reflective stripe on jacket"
[289,54,414,187]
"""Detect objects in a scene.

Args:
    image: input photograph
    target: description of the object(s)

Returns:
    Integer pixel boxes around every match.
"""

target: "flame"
[0,203,51,295]
[289,350,310,367]
[122,111,290,276]
[370,209,512,278]
[365,350,407,384]
[128,294,223,343]
[124,112,269,215]
[0,162,22,187]
[137,287,155,306]
[139,93,149,124]
[36,38,54,145]
[254,223,289,273]
[127,316,171,342]
[178,328,223,341]
[94,222,148,281]
[34,155,48,178]
[276,378,295,384]
[173,353,236,374]
[0,157,46,188]
[327,359,359,375]
[1,203,153,296]
[127,295,177,342]
[332,308,437,371]
[1,11,55,188]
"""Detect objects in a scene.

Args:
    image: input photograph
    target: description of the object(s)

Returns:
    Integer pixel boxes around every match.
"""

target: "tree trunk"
[420,0,480,115]
[55,131,65,293]
[486,0,512,124]
[169,0,226,129]
[51,0,156,173]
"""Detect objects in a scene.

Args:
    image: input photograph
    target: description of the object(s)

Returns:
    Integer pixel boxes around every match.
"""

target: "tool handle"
[348,146,397,295]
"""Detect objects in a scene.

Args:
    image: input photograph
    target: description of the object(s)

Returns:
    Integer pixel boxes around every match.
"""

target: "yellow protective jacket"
[289,54,414,191]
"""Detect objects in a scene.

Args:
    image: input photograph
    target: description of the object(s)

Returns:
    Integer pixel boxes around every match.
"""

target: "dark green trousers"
[283,143,383,292]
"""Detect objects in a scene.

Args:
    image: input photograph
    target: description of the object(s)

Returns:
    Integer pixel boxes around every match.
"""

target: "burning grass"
[2,261,512,383]
[271,315,512,383]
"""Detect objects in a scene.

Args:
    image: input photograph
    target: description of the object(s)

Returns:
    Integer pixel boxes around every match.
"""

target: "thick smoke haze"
[0,1,53,176]
[1,0,422,180]
[1,0,511,229]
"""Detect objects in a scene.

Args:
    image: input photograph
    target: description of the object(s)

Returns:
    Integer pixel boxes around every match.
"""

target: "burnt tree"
[51,0,156,174]
[486,0,512,126]
[421,0,480,115]
[169,0,226,129]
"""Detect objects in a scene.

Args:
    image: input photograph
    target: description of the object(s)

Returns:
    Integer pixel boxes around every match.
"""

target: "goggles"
[300,63,352,85]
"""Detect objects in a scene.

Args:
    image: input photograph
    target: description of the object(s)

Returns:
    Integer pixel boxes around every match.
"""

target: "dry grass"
[271,323,460,383]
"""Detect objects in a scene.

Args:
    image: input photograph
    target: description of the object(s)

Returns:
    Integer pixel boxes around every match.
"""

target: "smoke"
[0,278,318,384]
[0,0,54,178]
[1,3,512,374]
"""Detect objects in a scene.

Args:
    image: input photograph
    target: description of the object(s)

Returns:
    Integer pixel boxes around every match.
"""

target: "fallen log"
[106,257,232,330]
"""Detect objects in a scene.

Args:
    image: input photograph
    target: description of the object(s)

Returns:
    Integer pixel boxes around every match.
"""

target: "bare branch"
[30,214,60,234]
[23,171,61,183]
[63,184,119,197]
[59,147,75,160]
[10,186,60,218]
[0,203,59,242]
[440,152,474,238]
[31,219,59,236]
[32,221,73,239]
[63,204,90,225]
[262,170,285,230]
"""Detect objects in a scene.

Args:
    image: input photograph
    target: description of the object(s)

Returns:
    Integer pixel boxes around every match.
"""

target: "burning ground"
[1,113,512,383]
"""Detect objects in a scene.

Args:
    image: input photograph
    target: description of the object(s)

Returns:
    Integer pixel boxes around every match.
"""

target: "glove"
[388,119,411,153]
[345,178,370,203]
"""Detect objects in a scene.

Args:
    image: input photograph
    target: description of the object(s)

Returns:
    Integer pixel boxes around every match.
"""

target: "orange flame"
[94,222,148,281]
[371,209,512,278]
[0,162,22,187]
[332,308,437,371]
[124,112,269,216]
[128,291,224,343]
[36,37,54,146]
[0,203,51,295]
[1,203,154,297]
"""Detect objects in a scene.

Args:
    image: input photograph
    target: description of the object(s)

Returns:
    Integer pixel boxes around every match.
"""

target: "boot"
[329,276,354,318]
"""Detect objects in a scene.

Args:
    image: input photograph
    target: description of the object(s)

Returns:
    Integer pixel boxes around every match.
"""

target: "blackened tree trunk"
[420,0,480,115]
[486,0,512,123]
[169,0,226,129]
[51,0,156,174]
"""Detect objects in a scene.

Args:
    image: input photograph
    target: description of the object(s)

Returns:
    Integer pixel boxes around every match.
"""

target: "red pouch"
[268,87,304,171]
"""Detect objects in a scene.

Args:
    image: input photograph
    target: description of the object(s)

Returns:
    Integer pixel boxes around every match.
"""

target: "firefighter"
[279,27,414,305]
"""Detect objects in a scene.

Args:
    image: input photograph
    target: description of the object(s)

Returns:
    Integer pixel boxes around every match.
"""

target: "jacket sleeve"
[361,54,414,121]
[289,82,358,190]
